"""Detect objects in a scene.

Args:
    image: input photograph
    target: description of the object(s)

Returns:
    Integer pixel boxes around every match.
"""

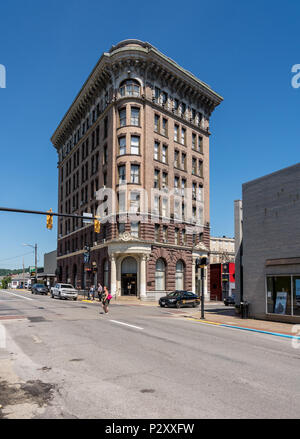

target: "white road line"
[1,290,33,301]
[109,320,144,330]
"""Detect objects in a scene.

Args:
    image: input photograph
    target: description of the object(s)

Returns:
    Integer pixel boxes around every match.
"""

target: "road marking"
[109,320,144,330]
[1,290,33,301]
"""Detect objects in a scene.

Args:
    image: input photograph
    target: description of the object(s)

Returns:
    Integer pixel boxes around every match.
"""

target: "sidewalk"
[189,308,299,337]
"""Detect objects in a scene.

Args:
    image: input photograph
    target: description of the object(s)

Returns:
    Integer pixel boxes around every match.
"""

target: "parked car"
[51,283,78,300]
[224,295,235,306]
[159,291,200,309]
[31,283,48,295]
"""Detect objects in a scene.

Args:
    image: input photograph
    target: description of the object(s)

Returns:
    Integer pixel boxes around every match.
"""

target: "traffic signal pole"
[0,206,100,221]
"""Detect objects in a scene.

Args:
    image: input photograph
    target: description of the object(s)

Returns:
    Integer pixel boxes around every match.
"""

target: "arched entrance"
[121,257,138,296]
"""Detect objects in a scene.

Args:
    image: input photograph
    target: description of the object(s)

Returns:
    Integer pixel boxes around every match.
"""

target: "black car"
[159,291,200,309]
[224,295,235,306]
[31,283,48,295]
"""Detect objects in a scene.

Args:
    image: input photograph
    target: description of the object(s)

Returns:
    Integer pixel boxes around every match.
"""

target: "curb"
[185,317,300,340]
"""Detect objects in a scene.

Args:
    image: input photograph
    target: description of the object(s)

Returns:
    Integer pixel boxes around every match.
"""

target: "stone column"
[140,255,147,300]
[110,254,117,296]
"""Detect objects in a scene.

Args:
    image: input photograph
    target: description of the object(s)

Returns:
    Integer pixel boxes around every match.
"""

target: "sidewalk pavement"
[189,308,299,337]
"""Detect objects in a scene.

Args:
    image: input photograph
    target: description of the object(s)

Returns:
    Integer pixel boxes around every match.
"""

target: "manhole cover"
[28,316,48,323]
[140,389,155,393]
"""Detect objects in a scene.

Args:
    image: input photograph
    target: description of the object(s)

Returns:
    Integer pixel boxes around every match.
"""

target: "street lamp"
[23,243,37,283]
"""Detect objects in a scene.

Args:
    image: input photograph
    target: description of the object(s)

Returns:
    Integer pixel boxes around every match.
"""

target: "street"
[0,289,300,419]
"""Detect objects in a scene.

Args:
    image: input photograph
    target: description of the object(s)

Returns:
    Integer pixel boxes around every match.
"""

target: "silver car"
[51,283,78,300]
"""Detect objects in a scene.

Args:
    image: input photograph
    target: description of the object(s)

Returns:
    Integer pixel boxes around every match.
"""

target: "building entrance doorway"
[121,257,138,296]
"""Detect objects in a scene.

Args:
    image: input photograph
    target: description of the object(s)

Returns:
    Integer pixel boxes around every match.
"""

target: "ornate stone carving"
[193,242,209,252]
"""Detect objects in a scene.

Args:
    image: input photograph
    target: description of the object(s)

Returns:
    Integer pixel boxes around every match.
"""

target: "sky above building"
[0,0,299,269]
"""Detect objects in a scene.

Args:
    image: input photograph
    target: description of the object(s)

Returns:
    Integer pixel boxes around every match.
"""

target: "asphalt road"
[0,288,300,419]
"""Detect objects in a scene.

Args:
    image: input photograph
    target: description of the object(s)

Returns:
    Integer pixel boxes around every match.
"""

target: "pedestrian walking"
[101,286,112,314]
[89,285,95,300]
[97,283,103,302]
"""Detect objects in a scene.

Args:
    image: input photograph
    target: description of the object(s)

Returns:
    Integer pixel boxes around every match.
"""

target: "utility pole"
[22,257,25,288]
[35,243,37,284]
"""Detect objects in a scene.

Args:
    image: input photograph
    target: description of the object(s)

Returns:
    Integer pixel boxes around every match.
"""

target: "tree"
[1,276,11,289]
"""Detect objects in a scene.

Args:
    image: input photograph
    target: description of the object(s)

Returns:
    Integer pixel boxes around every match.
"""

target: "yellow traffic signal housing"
[94,218,101,233]
[46,208,53,230]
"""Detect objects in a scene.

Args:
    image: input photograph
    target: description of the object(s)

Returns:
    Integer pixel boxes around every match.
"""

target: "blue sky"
[0,0,299,269]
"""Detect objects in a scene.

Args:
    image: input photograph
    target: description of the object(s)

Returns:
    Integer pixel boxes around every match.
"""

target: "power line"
[0,251,34,263]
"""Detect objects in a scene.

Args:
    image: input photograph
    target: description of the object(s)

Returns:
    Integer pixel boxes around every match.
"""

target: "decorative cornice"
[51,39,223,150]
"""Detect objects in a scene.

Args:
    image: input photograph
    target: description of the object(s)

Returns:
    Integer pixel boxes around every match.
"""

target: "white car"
[51,283,78,300]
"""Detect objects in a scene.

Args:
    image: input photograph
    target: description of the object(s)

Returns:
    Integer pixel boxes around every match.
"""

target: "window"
[181,127,186,145]
[175,260,184,290]
[198,160,203,177]
[198,185,203,201]
[192,157,197,175]
[130,164,140,184]
[162,92,168,107]
[153,195,159,214]
[131,107,140,126]
[174,150,179,168]
[119,108,126,127]
[118,221,126,235]
[154,169,160,189]
[120,79,140,97]
[155,87,161,103]
[162,225,168,242]
[162,198,168,217]
[155,224,160,241]
[266,276,292,315]
[131,136,140,155]
[162,172,168,188]
[118,165,126,185]
[154,114,160,132]
[130,192,140,213]
[198,136,203,153]
[192,133,196,150]
[154,141,160,160]
[174,176,179,191]
[162,145,168,164]
[118,136,126,155]
[130,222,139,237]
[192,182,196,199]
[155,259,166,290]
[174,124,179,142]
[162,118,168,136]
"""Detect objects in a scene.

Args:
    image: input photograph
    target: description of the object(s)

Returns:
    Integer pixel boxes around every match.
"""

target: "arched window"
[103,259,109,287]
[119,79,140,97]
[155,258,166,291]
[175,260,185,290]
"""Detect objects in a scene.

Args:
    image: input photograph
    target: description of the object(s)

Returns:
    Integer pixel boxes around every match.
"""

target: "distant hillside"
[0,268,30,277]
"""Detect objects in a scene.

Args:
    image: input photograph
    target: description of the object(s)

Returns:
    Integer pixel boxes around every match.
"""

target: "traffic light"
[46,208,53,230]
[94,217,101,233]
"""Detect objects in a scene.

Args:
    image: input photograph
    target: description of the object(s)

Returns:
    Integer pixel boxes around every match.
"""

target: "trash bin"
[240,301,249,319]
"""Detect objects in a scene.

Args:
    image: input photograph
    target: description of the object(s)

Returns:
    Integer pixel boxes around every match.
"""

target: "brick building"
[51,40,222,301]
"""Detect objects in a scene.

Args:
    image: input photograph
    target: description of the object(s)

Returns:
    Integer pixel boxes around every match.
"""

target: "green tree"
[1,276,11,289]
